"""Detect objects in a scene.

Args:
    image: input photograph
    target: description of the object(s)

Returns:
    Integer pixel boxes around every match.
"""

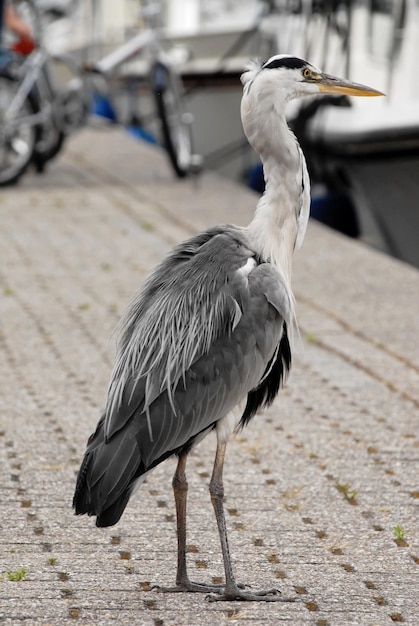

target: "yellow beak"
[317,73,384,97]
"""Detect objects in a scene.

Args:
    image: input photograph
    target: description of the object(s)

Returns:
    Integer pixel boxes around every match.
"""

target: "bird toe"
[206,585,297,602]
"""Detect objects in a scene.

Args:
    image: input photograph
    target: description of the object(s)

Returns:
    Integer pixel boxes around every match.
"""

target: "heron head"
[240,54,383,155]
[241,54,384,102]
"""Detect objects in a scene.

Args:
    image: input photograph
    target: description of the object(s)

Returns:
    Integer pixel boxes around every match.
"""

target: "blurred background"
[1,0,419,268]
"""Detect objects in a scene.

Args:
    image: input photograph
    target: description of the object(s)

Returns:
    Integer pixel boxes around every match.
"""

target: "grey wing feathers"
[105,226,256,440]
[74,225,293,525]
[106,225,293,453]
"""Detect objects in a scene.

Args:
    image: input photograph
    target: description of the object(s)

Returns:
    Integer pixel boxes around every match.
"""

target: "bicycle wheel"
[33,55,89,172]
[32,124,65,173]
[0,74,37,186]
[151,60,193,178]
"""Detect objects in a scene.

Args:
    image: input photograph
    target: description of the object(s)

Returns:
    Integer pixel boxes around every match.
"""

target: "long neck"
[246,114,307,289]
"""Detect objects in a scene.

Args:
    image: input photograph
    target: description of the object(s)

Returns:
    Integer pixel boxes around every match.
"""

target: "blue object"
[246,162,359,238]
[0,49,13,74]
[247,162,265,194]
[91,92,117,122]
[311,192,359,238]
[126,124,157,145]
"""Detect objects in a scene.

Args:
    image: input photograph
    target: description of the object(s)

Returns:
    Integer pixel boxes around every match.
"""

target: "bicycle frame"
[94,29,156,75]
[88,0,198,178]
[92,0,181,78]
[0,0,89,185]
[3,49,54,131]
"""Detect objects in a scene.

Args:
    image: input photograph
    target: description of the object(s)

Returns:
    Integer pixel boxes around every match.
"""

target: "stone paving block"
[0,129,418,625]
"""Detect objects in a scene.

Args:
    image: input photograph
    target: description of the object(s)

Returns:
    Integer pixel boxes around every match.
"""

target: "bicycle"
[0,0,89,186]
[89,0,200,178]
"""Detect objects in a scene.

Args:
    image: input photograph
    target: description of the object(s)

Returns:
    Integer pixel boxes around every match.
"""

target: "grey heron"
[73,55,382,601]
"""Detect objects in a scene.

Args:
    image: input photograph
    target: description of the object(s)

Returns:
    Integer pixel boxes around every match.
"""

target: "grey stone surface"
[0,128,418,625]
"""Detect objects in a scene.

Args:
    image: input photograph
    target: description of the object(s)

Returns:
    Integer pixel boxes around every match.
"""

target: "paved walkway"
[0,128,418,625]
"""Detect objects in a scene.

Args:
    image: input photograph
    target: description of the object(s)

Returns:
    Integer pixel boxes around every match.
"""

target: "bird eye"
[303,68,311,79]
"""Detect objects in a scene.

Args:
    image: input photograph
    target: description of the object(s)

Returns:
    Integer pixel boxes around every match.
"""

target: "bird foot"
[206,585,297,602]
[152,580,228,594]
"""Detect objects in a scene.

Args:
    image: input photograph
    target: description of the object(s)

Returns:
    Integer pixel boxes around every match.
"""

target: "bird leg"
[172,451,190,587]
[154,451,224,594]
[207,440,295,602]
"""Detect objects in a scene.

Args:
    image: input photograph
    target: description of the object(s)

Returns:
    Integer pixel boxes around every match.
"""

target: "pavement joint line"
[298,324,419,410]
[66,148,199,240]
[296,293,419,375]
[0,273,106,406]
[0,232,114,372]
[25,225,122,326]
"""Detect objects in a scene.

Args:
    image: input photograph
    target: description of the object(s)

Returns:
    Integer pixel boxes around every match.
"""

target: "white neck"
[245,112,308,290]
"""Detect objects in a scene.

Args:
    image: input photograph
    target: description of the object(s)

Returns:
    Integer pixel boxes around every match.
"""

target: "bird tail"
[73,414,143,527]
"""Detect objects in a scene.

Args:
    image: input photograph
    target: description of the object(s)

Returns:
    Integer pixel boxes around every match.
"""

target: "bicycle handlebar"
[94,30,156,75]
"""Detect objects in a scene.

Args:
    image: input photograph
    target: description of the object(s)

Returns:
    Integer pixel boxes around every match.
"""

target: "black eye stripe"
[263,56,307,71]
